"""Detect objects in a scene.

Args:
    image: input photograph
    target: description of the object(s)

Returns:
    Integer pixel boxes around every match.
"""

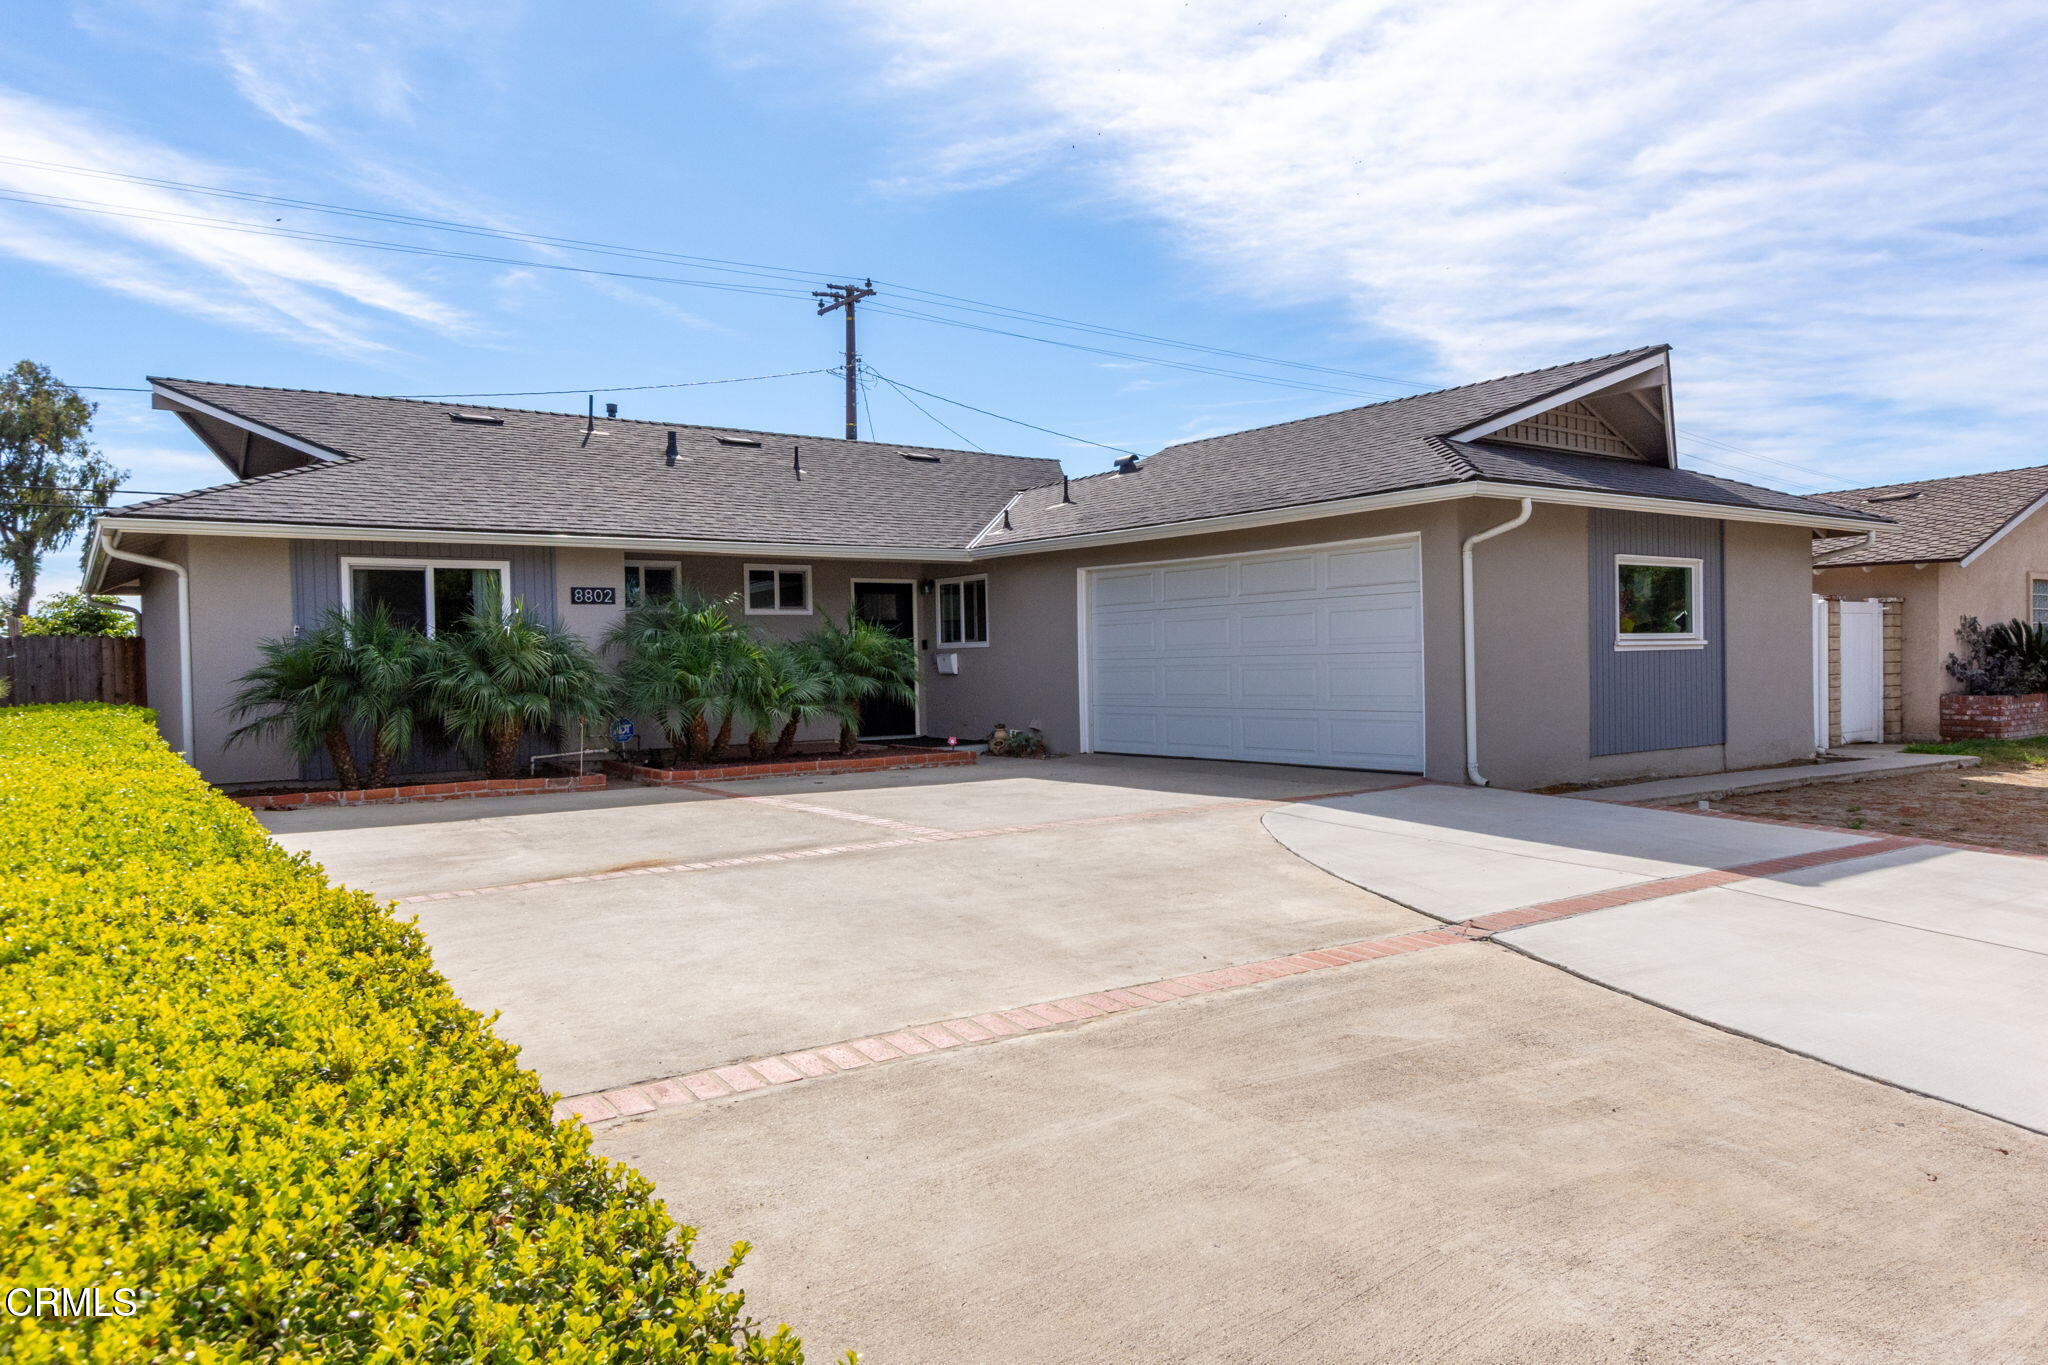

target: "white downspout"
[102,537,194,760]
[1461,498,1534,787]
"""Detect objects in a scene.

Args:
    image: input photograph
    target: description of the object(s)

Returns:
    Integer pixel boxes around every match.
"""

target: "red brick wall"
[1939,693,2048,740]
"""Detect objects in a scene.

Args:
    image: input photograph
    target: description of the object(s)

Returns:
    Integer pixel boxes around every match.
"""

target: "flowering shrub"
[0,703,814,1363]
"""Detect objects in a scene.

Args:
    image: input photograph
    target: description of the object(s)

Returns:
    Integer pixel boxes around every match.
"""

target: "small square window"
[744,565,811,615]
[625,563,678,605]
[1615,555,1704,649]
[937,576,989,647]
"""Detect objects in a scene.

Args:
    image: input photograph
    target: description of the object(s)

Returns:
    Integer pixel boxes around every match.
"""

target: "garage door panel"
[1158,713,1237,751]
[1239,610,1319,647]
[1087,539,1424,772]
[1094,571,1159,607]
[1325,544,1419,589]
[1161,614,1233,650]
[1162,563,1232,602]
[1094,618,1159,653]
[1329,659,1424,707]
[1163,665,1233,700]
[1240,665,1319,701]
[1329,717,1426,766]
[1328,602,1420,647]
[1095,665,1161,703]
[1240,714,1321,756]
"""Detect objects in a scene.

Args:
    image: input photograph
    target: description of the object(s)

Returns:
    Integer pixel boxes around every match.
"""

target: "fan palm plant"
[801,616,919,754]
[225,606,426,788]
[604,592,744,763]
[728,638,836,760]
[421,603,615,779]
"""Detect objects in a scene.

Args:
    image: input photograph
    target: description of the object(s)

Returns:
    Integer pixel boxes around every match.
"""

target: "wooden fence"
[2,624,147,706]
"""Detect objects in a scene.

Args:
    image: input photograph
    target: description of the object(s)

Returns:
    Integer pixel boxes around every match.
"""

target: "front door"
[851,580,918,739]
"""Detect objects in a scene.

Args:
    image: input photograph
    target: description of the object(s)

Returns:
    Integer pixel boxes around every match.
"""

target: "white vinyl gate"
[1838,599,1885,744]
[1083,537,1426,772]
[1814,596,1885,747]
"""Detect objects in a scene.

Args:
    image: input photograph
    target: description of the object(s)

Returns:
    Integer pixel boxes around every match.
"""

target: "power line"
[387,368,836,398]
[870,370,984,451]
[868,371,1141,457]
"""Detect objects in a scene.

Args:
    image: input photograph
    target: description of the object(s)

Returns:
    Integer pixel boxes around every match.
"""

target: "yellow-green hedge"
[0,705,811,1363]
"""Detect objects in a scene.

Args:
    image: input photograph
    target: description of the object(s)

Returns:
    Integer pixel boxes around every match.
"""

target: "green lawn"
[1903,736,2048,767]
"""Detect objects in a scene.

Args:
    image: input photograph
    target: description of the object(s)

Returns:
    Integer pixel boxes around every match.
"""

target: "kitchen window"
[937,575,989,647]
[744,564,811,615]
[1615,555,1704,649]
[341,558,509,635]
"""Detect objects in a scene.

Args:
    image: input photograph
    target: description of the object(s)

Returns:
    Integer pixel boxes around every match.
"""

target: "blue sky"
[5,1,2047,604]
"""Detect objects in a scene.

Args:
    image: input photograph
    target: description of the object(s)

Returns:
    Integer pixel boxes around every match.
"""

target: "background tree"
[19,591,136,637]
[1,361,125,618]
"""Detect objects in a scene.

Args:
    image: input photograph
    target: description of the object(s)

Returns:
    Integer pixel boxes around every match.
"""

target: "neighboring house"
[85,345,1883,790]
[1812,465,2048,740]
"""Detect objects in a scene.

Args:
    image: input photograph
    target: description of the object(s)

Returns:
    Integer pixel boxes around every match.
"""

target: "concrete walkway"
[1265,787,2048,1132]
[1568,745,1976,804]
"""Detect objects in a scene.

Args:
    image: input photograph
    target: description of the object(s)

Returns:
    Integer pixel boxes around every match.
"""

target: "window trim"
[742,563,813,616]
[1614,553,1705,651]
[624,559,682,605]
[935,573,991,649]
[2031,573,2048,629]
[339,556,512,636]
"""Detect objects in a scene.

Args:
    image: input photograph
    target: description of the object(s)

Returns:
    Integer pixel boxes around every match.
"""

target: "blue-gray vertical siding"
[1587,511,1725,756]
[289,540,556,628]
[290,540,559,780]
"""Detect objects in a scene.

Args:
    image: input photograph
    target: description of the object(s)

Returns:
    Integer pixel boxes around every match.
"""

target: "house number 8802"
[570,586,616,605]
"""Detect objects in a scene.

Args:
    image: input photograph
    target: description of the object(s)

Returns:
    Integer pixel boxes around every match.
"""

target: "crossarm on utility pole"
[812,280,876,440]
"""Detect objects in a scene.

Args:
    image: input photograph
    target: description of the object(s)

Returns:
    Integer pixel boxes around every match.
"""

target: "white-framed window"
[936,574,989,647]
[2032,575,2048,628]
[1614,554,1705,650]
[625,561,680,605]
[744,564,812,615]
[340,557,511,636]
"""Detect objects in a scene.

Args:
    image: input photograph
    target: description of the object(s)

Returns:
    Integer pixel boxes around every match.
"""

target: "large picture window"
[937,575,989,647]
[342,558,508,635]
[744,564,811,615]
[1615,555,1704,649]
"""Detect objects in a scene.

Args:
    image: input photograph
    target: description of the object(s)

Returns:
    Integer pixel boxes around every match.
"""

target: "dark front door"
[851,581,918,738]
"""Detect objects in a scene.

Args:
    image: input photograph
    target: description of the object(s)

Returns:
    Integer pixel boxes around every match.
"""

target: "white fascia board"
[1959,490,2048,567]
[149,382,344,464]
[1447,352,1670,444]
[90,515,974,563]
[970,480,1883,559]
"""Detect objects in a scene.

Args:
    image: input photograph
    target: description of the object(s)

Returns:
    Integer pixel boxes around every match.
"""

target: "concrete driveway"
[263,755,1421,1095]
[262,758,2048,1361]
[1265,786,2048,1133]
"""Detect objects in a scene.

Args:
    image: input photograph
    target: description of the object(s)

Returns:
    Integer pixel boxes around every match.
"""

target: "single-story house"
[84,345,1885,790]
[1812,465,2048,740]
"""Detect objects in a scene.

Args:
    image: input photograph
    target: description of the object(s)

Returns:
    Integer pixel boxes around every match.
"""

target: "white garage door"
[1084,537,1426,772]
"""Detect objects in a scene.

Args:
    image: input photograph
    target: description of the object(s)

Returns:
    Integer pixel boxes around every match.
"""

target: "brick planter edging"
[605,748,976,785]
[233,773,605,811]
[1939,692,2048,740]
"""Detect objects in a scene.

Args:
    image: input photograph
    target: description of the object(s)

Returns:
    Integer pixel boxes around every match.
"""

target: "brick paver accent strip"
[238,773,605,812]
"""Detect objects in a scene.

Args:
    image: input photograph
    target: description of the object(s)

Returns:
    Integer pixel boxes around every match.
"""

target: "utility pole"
[813,279,876,440]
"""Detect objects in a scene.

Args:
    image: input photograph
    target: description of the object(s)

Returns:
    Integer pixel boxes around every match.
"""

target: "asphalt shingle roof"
[119,353,1883,556]
[121,379,1063,551]
[977,347,1882,547]
[1812,465,2048,566]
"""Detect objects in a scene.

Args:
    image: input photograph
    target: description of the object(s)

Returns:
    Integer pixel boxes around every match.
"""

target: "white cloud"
[0,85,471,351]
[827,0,2048,486]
